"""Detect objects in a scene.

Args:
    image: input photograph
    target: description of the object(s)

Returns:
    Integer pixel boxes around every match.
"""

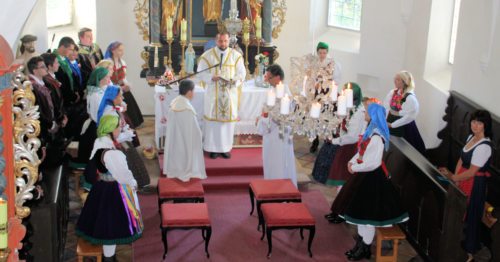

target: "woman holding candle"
[76,115,143,262]
[105,41,144,129]
[383,70,425,154]
[256,64,297,186]
[438,110,492,262]
[312,83,365,187]
[341,103,408,260]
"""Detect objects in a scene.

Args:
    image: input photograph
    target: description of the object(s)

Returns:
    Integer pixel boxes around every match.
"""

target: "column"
[262,0,273,46]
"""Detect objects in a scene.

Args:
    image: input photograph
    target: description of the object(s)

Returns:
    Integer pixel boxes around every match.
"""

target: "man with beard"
[196,31,246,159]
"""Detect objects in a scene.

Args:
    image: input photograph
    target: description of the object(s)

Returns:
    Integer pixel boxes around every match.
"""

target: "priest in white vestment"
[163,80,207,181]
[197,32,246,159]
[256,64,297,187]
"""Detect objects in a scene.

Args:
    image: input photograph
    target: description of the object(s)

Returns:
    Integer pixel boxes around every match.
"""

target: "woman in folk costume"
[340,103,408,261]
[439,110,493,262]
[311,83,365,185]
[383,70,426,154]
[105,41,144,128]
[96,86,151,190]
[76,115,143,262]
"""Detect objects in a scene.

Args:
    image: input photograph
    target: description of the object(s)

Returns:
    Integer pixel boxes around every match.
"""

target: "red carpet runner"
[133,189,355,262]
[159,148,264,190]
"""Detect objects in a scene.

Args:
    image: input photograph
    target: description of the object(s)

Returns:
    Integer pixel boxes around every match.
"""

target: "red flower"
[159,94,165,101]
[262,51,269,56]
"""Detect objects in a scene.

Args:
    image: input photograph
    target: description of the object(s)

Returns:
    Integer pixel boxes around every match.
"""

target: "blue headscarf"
[362,103,390,151]
[104,41,122,59]
[97,85,121,125]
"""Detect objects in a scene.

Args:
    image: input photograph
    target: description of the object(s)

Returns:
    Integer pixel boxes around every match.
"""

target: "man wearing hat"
[16,34,40,73]
[310,41,342,152]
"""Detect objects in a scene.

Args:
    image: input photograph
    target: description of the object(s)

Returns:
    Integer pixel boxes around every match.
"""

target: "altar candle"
[276,82,285,98]
[301,76,308,97]
[153,46,159,67]
[231,0,237,10]
[280,95,290,115]
[267,89,276,106]
[310,102,321,118]
[345,87,353,108]
[255,15,262,39]
[180,18,187,42]
[337,94,347,116]
[330,81,338,101]
[0,198,6,249]
[166,16,173,40]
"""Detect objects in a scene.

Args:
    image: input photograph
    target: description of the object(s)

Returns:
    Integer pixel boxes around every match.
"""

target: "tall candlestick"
[280,95,290,115]
[153,46,159,67]
[301,76,308,97]
[345,88,353,108]
[166,16,173,40]
[267,89,276,106]
[276,82,285,98]
[0,198,6,249]
[231,0,237,10]
[310,102,321,118]
[337,94,347,116]
[330,81,338,101]
[255,15,262,39]
[180,19,187,42]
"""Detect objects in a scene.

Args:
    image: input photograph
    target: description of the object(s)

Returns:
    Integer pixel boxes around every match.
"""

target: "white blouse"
[349,135,384,173]
[383,90,419,128]
[104,150,137,188]
[331,105,366,146]
[464,135,492,168]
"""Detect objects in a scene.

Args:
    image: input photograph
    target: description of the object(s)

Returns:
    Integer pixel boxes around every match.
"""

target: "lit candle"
[345,87,353,108]
[337,94,347,116]
[280,95,290,115]
[231,0,237,10]
[243,18,250,43]
[166,16,173,40]
[310,102,321,118]
[276,82,285,98]
[0,198,6,249]
[180,18,187,42]
[153,46,159,68]
[330,81,338,101]
[301,76,308,97]
[255,15,262,39]
[267,89,276,106]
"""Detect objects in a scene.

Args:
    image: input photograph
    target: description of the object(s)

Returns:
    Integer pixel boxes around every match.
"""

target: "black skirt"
[123,91,144,128]
[341,166,409,226]
[311,142,339,184]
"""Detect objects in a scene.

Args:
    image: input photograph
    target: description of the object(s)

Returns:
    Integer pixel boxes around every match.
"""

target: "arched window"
[46,0,74,28]
[327,0,363,31]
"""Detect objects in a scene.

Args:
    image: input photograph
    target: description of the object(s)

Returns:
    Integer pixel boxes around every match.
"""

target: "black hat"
[20,34,37,43]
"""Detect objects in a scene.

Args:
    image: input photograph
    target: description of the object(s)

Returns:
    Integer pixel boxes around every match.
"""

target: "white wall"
[0,0,41,51]
[96,0,153,114]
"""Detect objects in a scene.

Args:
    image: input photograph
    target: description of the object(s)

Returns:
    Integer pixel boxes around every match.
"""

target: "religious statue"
[185,43,196,74]
[15,34,40,73]
[203,0,222,22]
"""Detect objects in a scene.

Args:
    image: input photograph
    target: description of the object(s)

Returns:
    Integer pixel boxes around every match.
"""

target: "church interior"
[1,0,500,261]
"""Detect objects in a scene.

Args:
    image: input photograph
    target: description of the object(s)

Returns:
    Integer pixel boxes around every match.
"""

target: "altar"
[154,79,268,149]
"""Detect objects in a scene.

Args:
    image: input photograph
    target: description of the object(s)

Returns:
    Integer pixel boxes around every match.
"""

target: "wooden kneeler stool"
[160,203,212,259]
[249,179,301,230]
[158,177,205,210]
[375,226,406,262]
[77,238,103,262]
[260,203,316,258]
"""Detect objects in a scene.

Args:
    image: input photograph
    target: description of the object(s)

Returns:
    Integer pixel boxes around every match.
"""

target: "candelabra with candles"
[264,81,354,141]
[180,18,188,77]
[166,15,174,69]
[242,18,251,80]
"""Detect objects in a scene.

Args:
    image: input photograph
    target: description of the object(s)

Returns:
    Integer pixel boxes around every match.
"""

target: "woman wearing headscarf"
[340,103,409,261]
[383,70,426,154]
[311,82,365,185]
[105,41,144,128]
[76,115,143,262]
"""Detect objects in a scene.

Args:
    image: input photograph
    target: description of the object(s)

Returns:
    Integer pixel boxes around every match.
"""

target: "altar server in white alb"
[256,64,297,187]
[163,80,207,181]
[197,31,246,159]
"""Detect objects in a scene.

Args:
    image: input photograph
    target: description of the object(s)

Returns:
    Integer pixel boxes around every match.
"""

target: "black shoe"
[137,185,157,195]
[102,254,117,262]
[221,152,231,159]
[209,153,219,159]
[327,215,345,224]
[347,242,371,261]
[309,137,319,153]
[324,212,336,219]
[345,234,362,257]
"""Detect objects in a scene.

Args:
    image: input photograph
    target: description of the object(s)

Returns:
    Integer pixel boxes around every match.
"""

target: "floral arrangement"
[255,51,270,66]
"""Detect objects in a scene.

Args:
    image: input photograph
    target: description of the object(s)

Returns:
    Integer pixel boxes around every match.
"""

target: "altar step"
[158,148,263,190]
